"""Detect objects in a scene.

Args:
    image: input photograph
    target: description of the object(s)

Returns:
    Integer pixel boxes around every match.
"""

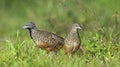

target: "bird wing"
[41,31,64,48]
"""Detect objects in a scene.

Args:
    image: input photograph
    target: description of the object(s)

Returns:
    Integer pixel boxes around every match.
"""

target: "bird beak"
[77,26,81,29]
[22,25,28,29]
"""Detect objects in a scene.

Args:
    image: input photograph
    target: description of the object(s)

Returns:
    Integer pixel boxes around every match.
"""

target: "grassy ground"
[0,0,120,67]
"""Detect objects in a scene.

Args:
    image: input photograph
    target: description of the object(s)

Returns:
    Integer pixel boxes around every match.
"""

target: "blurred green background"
[0,0,119,37]
[0,0,120,67]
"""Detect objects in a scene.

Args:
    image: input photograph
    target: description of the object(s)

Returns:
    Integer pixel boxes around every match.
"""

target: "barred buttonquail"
[63,23,81,55]
[23,22,64,53]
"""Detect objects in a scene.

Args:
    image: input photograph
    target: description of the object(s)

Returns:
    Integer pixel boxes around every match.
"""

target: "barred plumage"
[63,23,81,55]
[23,22,64,52]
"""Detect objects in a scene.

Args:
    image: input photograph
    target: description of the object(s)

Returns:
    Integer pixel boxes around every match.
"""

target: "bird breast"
[65,32,80,46]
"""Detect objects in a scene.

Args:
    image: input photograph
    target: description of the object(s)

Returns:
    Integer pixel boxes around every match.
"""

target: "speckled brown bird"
[23,22,64,53]
[63,23,81,55]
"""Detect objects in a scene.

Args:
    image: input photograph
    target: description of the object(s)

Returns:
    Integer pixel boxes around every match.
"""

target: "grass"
[0,0,120,67]
[1,30,120,67]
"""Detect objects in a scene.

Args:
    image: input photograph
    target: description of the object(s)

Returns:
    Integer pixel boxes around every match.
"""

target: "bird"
[23,22,64,54]
[63,23,81,55]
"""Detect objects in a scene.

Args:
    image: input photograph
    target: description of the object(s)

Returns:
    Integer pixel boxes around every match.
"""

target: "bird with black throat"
[23,22,64,55]
[63,23,82,56]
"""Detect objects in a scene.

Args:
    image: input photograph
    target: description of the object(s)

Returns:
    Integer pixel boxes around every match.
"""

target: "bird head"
[23,22,36,29]
[72,23,81,30]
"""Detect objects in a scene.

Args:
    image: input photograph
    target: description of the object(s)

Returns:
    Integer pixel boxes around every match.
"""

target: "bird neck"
[28,28,37,39]
[28,29,32,39]
[66,28,77,38]
[71,27,80,38]
[71,27,77,33]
